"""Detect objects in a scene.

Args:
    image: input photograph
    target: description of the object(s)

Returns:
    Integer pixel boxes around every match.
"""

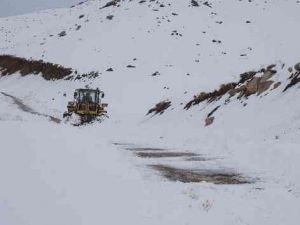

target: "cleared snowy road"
[0,121,299,225]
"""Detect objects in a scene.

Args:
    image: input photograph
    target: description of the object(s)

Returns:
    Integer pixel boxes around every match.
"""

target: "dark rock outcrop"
[147,100,171,115]
[0,55,73,80]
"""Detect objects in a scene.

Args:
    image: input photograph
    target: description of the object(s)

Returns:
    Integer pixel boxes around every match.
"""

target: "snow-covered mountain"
[0,0,82,17]
[0,1,300,225]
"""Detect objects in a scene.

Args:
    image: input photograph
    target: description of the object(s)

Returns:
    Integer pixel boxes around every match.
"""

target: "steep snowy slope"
[0,0,300,225]
[0,0,82,18]
[1,0,300,119]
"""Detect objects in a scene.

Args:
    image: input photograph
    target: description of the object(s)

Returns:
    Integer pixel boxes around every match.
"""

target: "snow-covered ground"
[0,0,300,224]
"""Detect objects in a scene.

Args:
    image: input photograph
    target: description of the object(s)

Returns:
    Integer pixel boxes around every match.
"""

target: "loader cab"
[74,88,104,104]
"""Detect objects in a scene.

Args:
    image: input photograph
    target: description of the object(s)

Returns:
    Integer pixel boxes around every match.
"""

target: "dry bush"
[147,100,171,115]
[0,55,72,80]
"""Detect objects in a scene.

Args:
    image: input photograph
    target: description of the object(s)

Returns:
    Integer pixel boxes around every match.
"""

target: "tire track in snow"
[0,92,61,123]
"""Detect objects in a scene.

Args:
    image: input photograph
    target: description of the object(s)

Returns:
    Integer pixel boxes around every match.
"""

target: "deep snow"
[0,0,300,224]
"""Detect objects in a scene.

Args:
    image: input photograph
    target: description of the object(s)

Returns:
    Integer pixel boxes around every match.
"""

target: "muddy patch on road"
[150,165,252,184]
[117,144,256,185]
[126,147,167,152]
[136,151,198,158]
[126,147,209,160]
[1,92,61,123]
[185,156,217,162]
[113,142,134,146]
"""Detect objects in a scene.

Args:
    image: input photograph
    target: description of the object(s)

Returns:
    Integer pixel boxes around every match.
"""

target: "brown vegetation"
[185,66,278,110]
[184,82,237,109]
[100,0,120,9]
[147,100,171,115]
[0,55,73,80]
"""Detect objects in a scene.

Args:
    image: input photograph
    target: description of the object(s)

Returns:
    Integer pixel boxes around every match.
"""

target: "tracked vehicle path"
[0,92,61,123]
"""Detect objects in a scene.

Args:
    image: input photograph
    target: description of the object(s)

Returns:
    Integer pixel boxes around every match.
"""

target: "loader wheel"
[81,115,93,124]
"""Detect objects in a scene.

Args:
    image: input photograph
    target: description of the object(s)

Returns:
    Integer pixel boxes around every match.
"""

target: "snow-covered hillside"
[0,0,82,17]
[0,0,300,225]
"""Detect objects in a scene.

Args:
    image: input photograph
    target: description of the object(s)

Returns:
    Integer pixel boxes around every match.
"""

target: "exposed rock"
[152,71,160,76]
[203,1,212,8]
[185,65,278,109]
[191,0,199,7]
[106,15,114,20]
[238,71,257,84]
[207,106,220,118]
[58,31,67,37]
[212,39,222,44]
[147,100,171,115]
[228,85,245,97]
[245,77,261,96]
[267,64,276,70]
[294,62,300,72]
[272,82,281,90]
[261,70,276,82]
[73,71,100,80]
[283,72,300,92]
[75,25,82,31]
[205,117,214,126]
[257,80,274,95]
[243,70,276,96]
[100,0,120,9]
[184,82,237,109]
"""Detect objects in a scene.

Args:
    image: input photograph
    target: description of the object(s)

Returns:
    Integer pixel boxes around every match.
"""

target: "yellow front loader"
[63,88,108,123]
